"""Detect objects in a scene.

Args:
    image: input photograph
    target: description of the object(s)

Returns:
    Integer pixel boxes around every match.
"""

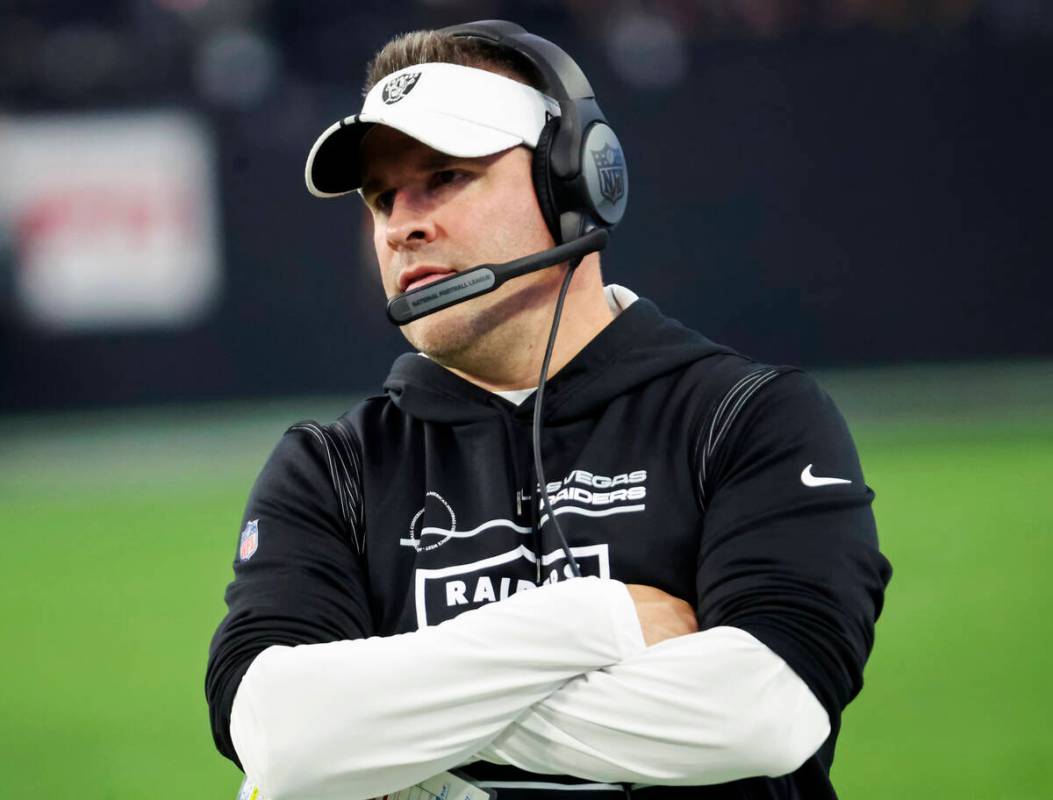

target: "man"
[206,21,891,800]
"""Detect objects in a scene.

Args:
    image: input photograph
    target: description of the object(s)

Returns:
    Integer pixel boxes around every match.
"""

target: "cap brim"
[304,119,372,198]
[305,111,524,199]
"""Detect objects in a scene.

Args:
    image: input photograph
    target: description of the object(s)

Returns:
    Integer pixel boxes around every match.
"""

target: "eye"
[431,169,463,189]
[372,189,395,213]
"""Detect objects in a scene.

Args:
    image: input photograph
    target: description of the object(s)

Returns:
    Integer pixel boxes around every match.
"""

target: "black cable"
[532,261,582,579]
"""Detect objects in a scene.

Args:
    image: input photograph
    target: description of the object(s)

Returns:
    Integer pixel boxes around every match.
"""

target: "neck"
[438,255,614,392]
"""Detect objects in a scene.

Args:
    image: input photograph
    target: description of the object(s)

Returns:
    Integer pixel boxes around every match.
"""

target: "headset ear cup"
[531,117,562,243]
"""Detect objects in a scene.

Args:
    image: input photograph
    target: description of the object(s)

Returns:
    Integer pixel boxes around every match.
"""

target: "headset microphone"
[386,228,608,325]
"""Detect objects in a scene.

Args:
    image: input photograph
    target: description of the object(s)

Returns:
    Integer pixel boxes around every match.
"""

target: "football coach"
[206,19,892,800]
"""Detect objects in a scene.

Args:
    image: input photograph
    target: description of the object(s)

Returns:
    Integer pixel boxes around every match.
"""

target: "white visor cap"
[305,62,561,198]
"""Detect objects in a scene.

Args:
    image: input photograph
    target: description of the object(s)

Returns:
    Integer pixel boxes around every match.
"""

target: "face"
[360,125,559,363]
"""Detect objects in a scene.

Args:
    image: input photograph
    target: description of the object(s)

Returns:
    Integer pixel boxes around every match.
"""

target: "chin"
[403,307,481,360]
[405,290,516,361]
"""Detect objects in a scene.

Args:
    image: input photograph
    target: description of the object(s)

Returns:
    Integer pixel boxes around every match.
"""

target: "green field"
[2,362,1051,799]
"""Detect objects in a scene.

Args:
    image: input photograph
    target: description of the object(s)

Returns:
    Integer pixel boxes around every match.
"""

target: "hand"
[625,584,699,646]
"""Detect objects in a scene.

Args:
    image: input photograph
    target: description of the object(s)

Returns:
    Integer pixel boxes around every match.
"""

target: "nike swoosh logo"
[801,464,852,487]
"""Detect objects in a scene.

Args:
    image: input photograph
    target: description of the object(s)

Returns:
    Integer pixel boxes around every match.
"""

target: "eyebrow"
[361,153,467,199]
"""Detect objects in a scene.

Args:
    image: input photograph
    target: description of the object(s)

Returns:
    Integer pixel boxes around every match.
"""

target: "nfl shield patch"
[239,519,259,561]
[590,142,626,204]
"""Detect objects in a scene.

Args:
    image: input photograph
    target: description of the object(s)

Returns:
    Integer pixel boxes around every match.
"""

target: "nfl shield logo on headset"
[239,519,259,561]
[591,143,626,204]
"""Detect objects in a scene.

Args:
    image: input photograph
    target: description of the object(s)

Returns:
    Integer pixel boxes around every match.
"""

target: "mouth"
[398,266,456,293]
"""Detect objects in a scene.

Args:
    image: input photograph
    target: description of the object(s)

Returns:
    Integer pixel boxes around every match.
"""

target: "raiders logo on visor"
[382,72,421,104]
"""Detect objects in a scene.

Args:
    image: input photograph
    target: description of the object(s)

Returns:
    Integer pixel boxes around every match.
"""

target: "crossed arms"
[229,578,829,800]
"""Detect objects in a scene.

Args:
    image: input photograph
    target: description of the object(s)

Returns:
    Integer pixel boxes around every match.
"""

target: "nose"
[384,189,438,251]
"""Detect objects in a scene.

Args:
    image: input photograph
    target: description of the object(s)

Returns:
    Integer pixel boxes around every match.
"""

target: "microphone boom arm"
[386,229,609,325]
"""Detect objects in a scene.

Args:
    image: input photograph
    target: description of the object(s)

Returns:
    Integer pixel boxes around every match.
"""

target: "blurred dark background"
[2,0,1051,412]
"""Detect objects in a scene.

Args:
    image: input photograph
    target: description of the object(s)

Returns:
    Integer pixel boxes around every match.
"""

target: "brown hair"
[363,30,544,95]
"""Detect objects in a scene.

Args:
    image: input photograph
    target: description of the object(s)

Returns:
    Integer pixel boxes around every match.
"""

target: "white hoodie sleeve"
[229,577,645,800]
[475,626,831,785]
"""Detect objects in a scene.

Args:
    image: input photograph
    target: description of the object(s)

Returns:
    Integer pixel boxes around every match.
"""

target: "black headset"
[439,20,628,246]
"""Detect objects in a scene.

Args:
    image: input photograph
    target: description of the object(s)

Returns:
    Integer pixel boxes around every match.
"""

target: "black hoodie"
[207,297,891,799]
